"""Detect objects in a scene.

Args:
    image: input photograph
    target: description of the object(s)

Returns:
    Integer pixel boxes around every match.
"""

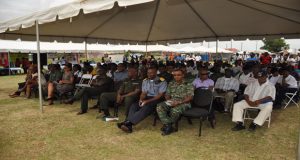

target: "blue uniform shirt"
[142,76,167,97]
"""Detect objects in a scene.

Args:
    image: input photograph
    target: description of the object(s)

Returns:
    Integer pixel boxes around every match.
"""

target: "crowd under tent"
[0,0,299,112]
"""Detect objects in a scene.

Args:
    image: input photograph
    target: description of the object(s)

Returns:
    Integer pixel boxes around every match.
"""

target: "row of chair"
[72,75,299,136]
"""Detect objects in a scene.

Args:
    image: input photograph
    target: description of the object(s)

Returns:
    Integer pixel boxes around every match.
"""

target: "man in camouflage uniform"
[98,66,142,119]
[179,63,196,83]
[157,68,194,136]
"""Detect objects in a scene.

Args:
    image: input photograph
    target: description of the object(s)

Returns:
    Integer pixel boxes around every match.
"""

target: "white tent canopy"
[0,0,299,44]
[0,40,179,53]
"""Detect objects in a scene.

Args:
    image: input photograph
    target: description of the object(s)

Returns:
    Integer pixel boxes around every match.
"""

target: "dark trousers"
[127,97,164,125]
[99,92,138,116]
[275,87,298,106]
[74,87,104,112]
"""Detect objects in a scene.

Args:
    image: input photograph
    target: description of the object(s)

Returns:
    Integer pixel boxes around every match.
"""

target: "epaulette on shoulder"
[159,77,165,81]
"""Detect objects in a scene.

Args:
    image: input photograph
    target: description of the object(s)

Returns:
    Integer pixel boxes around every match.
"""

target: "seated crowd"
[9,53,300,136]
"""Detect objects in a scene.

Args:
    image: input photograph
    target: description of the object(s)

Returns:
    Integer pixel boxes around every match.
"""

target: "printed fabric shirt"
[215,77,240,92]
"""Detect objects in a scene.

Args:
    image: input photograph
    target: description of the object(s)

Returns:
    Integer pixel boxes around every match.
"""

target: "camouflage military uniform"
[157,80,194,124]
[100,78,142,116]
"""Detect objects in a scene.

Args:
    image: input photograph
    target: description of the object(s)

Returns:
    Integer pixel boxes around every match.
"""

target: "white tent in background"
[193,46,210,53]
[250,49,271,54]
[146,45,178,52]
[177,46,209,53]
[177,46,200,53]
[0,40,84,53]
[207,47,233,53]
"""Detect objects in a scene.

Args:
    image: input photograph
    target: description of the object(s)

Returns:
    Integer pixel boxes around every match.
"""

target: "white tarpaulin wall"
[0,0,300,44]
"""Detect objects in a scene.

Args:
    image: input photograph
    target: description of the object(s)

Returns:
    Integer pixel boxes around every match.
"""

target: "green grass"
[0,75,299,160]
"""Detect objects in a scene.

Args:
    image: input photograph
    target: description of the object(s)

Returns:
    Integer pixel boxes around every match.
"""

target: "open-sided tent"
[0,0,299,112]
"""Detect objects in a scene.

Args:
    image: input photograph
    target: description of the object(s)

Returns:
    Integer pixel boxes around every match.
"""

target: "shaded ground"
[0,75,299,160]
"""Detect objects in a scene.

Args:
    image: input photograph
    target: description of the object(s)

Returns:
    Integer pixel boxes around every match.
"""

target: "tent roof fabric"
[0,0,299,44]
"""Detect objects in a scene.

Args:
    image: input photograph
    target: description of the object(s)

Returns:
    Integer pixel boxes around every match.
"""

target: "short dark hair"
[147,67,157,71]
[65,63,72,70]
[172,68,184,74]
[73,64,81,71]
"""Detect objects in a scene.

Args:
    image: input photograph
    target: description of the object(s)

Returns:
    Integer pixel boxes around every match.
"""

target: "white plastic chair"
[283,81,300,109]
[74,74,93,94]
[243,107,271,128]
[75,74,93,88]
[213,91,236,112]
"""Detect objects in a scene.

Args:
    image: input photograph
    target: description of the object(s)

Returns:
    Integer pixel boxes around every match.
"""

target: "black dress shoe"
[90,104,98,109]
[117,122,125,129]
[120,123,133,133]
[162,124,174,136]
[231,123,246,131]
[248,122,257,132]
[77,111,87,115]
[160,124,167,132]
[64,99,74,105]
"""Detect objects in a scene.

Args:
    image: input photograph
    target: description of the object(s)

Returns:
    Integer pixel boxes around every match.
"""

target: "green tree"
[261,39,289,52]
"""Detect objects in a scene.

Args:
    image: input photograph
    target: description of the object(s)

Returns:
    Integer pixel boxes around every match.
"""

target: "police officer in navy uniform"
[117,67,167,133]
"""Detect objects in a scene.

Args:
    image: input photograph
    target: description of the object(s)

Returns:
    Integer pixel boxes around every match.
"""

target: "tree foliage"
[261,39,289,52]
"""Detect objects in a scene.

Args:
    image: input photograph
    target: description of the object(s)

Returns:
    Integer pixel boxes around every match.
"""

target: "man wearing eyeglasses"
[192,68,214,90]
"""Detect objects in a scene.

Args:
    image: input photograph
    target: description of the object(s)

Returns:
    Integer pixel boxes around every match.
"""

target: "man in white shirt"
[269,68,280,85]
[195,55,201,62]
[236,66,258,88]
[232,70,276,132]
[274,69,298,108]
[214,69,240,112]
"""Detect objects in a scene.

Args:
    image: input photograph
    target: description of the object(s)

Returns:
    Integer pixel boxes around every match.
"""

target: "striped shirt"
[215,77,240,92]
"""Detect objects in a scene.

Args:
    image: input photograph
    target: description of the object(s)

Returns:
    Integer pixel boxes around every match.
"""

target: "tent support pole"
[85,40,88,61]
[36,21,43,113]
[146,43,148,57]
[216,38,222,60]
[8,51,11,75]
